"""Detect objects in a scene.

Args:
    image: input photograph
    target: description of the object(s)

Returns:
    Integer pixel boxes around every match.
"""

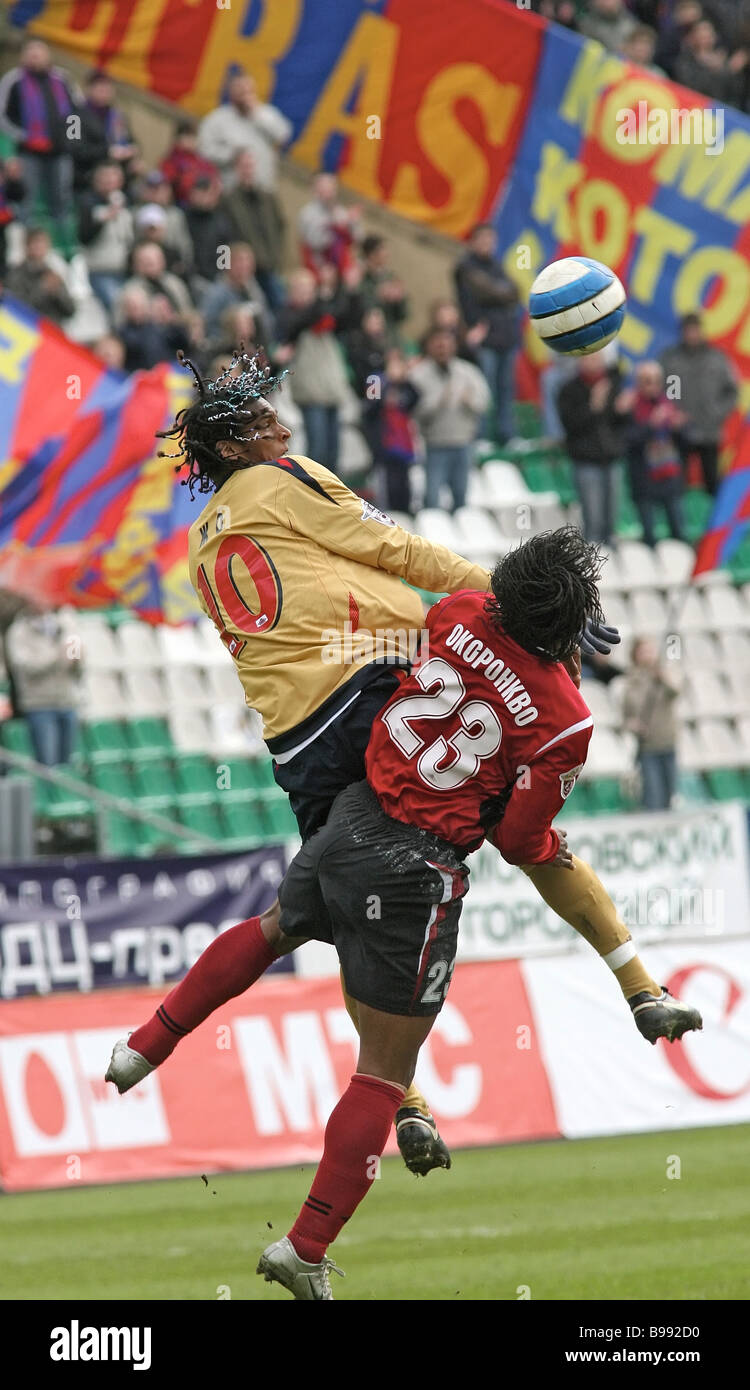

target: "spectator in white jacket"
[409,327,490,511]
[198,73,292,190]
[5,605,82,766]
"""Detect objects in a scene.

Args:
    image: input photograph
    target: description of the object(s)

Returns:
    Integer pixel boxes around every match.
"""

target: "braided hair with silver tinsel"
[157,345,288,496]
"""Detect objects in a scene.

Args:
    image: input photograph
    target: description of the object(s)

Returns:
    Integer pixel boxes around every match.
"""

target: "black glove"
[580,618,621,657]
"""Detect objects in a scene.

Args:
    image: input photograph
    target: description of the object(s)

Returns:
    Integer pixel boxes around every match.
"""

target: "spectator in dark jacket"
[0,38,77,224]
[6,226,75,322]
[73,69,137,191]
[673,19,735,98]
[454,223,520,444]
[222,149,286,310]
[184,176,233,292]
[617,360,687,547]
[360,235,409,344]
[118,285,190,371]
[362,347,420,514]
[660,313,737,495]
[558,351,623,545]
[344,305,388,397]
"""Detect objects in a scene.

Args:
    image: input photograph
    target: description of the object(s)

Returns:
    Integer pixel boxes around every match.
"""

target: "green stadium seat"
[677,770,710,804]
[522,460,558,494]
[131,759,173,803]
[728,533,750,586]
[246,758,278,792]
[513,402,542,438]
[90,763,136,799]
[260,796,300,840]
[101,811,140,857]
[1,719,34,758]
[82,720,130,762]
[587,778,628,814]
[219,797,267,845]
[683,489,713,543]
[127,717,172,759]
[704,768,746,801]
[38,779,94,821]
[177,801,224,839]
[174,753,219,799]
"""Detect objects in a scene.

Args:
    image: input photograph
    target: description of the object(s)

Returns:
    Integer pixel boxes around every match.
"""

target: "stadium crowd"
[0,35,738,530]
[528,0,750,107]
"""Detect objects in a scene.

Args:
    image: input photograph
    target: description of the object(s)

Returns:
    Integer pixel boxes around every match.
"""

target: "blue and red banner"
[0,296,198,621]
[7,0,750,574]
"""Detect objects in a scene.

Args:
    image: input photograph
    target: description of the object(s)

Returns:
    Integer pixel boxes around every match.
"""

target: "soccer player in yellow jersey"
[106,351,701,1174]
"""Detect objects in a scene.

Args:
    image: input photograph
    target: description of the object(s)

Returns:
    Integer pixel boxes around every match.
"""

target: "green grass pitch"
[2,1123,749,1301]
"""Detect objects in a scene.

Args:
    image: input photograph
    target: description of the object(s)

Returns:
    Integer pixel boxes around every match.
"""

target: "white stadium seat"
[81,670,126,718]
[121,668,168,715]
[579,679,617,727]
[163,665,213,708]
[677,588,709,631]
[682,669,731,717]
[616,540,663,590]
[596,545,625,593]
[581,725,635,778]
[656,538,694,588]
[481,461,532,506]
[116,620,162,667]
[629,588,669,634]
[715,629,750,672]
[414,508,463,552]
[157,623,207,666]
[696,717,742,767]
[724,666,750,716]
[204,663,243,703]
[681,631,719,670]
[77,616,123,670]
[465,471,489,508]
[168,708,212,751]
[703,583,748,631]
[453,506,505,561]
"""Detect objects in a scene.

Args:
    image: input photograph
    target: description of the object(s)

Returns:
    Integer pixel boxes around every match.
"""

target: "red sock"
[288,1073,405,1264]
[129,916,277,1066]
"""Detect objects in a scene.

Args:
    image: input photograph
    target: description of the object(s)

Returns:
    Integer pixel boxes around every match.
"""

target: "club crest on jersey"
[559,764,583,799]
[360,499,395,527]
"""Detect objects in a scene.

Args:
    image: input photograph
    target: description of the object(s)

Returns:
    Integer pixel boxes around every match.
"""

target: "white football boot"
[257,1235,345,1301]
[104,1037,154,1093]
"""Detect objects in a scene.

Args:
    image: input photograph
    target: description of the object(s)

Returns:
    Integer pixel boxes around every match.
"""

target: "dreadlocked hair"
[156,344,288,497]
[485,526,605,663]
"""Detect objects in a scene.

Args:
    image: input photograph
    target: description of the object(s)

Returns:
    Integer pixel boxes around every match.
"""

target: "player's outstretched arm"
[282,455,491,596]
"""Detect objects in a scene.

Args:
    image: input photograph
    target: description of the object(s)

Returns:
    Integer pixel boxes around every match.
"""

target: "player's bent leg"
[521,856,702,1043]
[105,901,306,1093]
[339,967,441,1168]
[257,1006,435,1300]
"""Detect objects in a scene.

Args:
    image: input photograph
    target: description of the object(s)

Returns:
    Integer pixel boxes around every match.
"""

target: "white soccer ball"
[528,256,626,357]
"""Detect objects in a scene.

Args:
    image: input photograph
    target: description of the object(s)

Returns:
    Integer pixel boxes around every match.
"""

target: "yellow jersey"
[187,454,490,756]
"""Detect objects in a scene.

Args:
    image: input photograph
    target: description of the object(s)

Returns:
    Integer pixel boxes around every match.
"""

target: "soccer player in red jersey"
[255,527,702,1299]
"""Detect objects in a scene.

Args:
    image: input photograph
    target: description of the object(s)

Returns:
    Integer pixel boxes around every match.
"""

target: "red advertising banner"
[0,962,560,1192]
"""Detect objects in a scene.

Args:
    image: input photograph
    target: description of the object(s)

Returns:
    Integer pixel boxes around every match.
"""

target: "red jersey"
[365,590,593,864]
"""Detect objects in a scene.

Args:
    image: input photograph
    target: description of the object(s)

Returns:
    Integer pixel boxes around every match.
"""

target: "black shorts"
[271,667,402,841]
[278,780,469,1017]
